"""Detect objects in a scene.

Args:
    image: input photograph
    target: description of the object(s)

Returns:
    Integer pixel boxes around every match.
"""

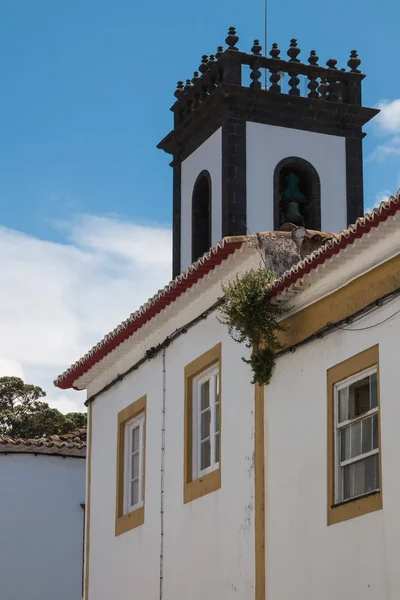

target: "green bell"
[284,201,303,225]
[281,172,306,226]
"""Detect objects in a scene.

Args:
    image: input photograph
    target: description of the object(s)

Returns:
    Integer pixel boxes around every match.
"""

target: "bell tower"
[158,27,379,277]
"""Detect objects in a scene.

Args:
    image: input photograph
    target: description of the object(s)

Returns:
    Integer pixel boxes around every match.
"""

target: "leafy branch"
[219,266,288,385]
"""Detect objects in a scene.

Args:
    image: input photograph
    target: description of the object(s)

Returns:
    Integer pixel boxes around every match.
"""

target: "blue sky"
[1,0,400,412]
[1,0,400,241]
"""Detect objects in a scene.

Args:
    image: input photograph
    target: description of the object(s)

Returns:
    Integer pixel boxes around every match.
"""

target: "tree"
[0,376,87,438]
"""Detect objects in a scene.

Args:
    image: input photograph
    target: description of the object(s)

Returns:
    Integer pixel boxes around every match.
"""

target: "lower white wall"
[88,312,256,600]
[266,297,400,600]
[246,122,347,234]
[0,454,86,600]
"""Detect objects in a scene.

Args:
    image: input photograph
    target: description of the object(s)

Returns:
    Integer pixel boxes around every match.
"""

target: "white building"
[55,27,400,600]
[0,434,86,600]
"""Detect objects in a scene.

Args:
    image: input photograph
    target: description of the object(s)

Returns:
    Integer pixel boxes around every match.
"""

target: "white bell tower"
[158,28,378,277]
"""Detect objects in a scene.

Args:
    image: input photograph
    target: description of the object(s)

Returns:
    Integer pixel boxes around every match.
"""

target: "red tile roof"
[54,239,242,389]
[54,191,400,391]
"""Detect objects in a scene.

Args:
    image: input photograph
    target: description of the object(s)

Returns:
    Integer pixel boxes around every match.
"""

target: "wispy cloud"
[365,190,392,214]
[369,99,400,164]
[0,216,172,413]
[375,99,400,134]
[369,136,400,162]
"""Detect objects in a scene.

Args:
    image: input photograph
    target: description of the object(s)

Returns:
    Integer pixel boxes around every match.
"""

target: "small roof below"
[0,429,87,457]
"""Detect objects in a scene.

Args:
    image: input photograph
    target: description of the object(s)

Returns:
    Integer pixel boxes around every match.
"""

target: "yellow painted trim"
[84,402,92,600]
[115,395,146,536]
[327,345,382,526]
[184,343,222,504]
[278,253,400,350]
[255,383,266,600]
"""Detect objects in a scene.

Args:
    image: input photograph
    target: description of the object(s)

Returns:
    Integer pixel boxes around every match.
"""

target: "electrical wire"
[330,306,400,332]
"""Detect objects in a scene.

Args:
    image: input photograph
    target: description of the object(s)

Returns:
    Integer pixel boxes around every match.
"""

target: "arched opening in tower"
[274,158,321,231]
[192,171,212,263]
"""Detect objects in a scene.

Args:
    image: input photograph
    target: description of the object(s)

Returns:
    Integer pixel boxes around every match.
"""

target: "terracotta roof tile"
[0,429,87,455]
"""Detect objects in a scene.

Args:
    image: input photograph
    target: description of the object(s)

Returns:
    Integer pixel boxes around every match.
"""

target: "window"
[124,414,145,514]
[334,368,379,503]
[327,346,382,525]
[184,343,221,504]
[192,364,220,479]
[192,171,212,264]
[115,396,146,536]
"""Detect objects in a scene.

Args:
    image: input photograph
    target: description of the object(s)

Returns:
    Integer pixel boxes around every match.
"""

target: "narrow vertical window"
[116,395,146,536]
[334,368,379,503]
[124,414,145,513]
[192,171,212,263]
[193,364,220,479]
[184,343,222,503]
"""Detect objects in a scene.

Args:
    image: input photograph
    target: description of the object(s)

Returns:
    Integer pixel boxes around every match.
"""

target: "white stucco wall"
[181,128,222,271]
[0,453,86,600]
[266,296,400,600]
[246,122,347,234]
[88,307,256,600]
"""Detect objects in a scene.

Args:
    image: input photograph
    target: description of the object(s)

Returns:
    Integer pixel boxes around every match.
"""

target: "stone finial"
[287,39,300,62]
[174,81,184,99]
[269,43,280,59]
[199,55,209,74]
[191,71,200,85]
[215,46,224,59]
[348,50,361,73]
[208,54,216,66]
[184,79,192,90]
[226,26,239,50]
[308,50,319,66]
[251,39,262,56]
[326,58,338,69]
[318,78,328,98]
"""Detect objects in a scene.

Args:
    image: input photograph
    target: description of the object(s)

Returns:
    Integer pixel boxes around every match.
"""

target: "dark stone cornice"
[157,83,379,161]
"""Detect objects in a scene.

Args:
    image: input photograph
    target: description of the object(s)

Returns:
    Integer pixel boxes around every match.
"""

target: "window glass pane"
[370,373,378,409]
[365,453,379,493]
[131,452,140,480]
[349,376,370,419]
[373,414,379,449]
[215,432,219,463]
[132,426,140,452]
[131,479,139,507]
[342,455,379,501]
[200,439,211,471]
[215,402,219,434]
[201,410,211,440]
[362,416,373,454]
[350,421,362,458]
[343,460,365,500]
[338,388,348,423]
[340,426,351,462]
[200,380,210,410]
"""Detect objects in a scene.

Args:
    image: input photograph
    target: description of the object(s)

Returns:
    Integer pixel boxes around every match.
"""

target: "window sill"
[184,468,221,504]
[328,490,382,526]
[115,505,144,537]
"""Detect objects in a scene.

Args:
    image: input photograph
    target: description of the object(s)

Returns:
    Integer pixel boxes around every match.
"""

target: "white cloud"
[375,99,400,134]
[0,216,172,414]
[369,136,400,162]
[365,190,392,214]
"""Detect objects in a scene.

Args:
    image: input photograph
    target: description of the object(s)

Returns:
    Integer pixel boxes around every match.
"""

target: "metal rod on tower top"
[264,0,267,89]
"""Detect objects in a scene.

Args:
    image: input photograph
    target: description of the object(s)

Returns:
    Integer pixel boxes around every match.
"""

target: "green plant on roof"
[218,266,288,385]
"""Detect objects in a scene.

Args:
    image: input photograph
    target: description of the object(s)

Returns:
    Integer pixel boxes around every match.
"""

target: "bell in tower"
[158,28,379,277]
